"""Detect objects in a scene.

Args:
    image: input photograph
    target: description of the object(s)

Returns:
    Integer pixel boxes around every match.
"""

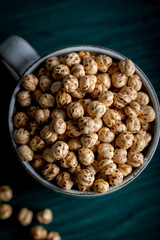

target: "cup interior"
[8,45,160,196]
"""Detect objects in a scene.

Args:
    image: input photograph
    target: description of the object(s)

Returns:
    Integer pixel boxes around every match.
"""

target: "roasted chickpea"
[45,56,60,71]
[52,64,70,80]
[31,154,46,170]
[71,88,86,99]
[14,112,29,128]
[51,141,69,160]
[64,52,81,67]
[78,98,92,112]
[33,89,43,103]
[39,93,55,108]
[119,59,135,76]
[109,169,124,185]
[87,100,106,118]
[17,208,33,226]
[98,143,114,159]
[93,179,109,193]
[30,226,47,240]
[37,67,50,78]
[116,108,127,121]
[30,135,45,151]
[76,169,95,187]
[98,127,115,143]
[49,118,66,135]
[0,186,13,202]
[62,74,78,93]
[67,102,84,120]
[78,117,95,134]
[136,91,150,105]
[114,92,131,109]
[124,101,142,118]
[100,162,117,175]
[27,105,40,119]
[42,147,56,163]
[97,73,111,89]
[47,232,61,240]
[50,81,61,95]
[40,125,58,144]
[68,138,82,151]
[83,57,98,74]
[71,64,85,79]
[22,74,38,91]
[98,159,113,170]
[127,150,144,167]
[126,117,141,133]
[128,74,142,91]
[39,75,52,92]
[91,83,108,99]
[120,86,137,101]
[78,51,90,58]
[141,122,151,131]
[111,72,128,88]
[51,109,66,120]
[17,91,31,107]
[0,204,13,220]
[56,172,73,190]
[103,109,121,127]
[95,55,112,72]
[116,131,134,149]
[118,163,132,177]
[81,132,98,148]
[35,109,50,124]
[36,209,53,224]
[111,122,127,135]
[113,148,127,164]
[108,62,119,75]
[78,147,94,166]
[98,91,114,107]
[56,90,72,108]
[131,134,146,152]
[93,118,103,132]
[18,145,34,161]
[13,128,30,144]
[60,151,78,168]
[139,105,156,123]
[41,163,60,181]
[79,75,97,93]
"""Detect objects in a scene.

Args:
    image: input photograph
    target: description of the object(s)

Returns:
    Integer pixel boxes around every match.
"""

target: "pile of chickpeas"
[12,51,156,194]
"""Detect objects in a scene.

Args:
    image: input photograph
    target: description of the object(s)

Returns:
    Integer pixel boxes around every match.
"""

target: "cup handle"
[0,35,40,81]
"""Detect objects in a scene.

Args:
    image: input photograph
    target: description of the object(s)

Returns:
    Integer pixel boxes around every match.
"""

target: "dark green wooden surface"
[0,0,160,239]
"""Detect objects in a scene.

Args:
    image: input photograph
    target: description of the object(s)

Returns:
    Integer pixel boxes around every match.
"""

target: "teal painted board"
[0,0,160,239]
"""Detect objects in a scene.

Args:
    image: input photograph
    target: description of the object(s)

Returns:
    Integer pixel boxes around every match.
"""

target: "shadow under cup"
[8,45,160,197]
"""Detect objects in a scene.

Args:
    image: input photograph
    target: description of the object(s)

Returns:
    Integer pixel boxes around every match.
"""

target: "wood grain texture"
[0,0,160,239]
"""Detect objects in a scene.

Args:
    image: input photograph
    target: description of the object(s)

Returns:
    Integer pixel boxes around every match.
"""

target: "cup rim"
[8,44,160,197]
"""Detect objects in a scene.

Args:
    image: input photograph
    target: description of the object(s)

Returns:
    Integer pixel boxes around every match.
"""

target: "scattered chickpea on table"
[12,51,156,194]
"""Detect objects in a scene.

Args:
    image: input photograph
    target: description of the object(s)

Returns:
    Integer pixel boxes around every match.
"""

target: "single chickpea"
[76,169,95,187]
[65,120,81,138]
[17,91,31,107]
[45,56,60,71]
[128,74,142,91]
[56,90,72,108]
[118,163,132,177]
[126,117,141,133]
[81,132,98,148]
[52,64,70,80]
[22,74,38,91]
[18,145,34,161]
[39,93,55,108]
[113,148,127,164]
[36,209,53,224]
[127,150,144,167]
[28,121,40,136]
[50,81,61,95]
[100,162,117,176]
[98,127,115,143]
[119,58,135,76]
[27,105,40,119]
[116,131,134,149]
[108,62,120,75]
[78,51,90,58]
[42,147,56,163]
[98,91,114,107]
[30,135,46,151]
[124,101,142,118]
[82,57,98,74]
[37,67,50,78]
[78,117,96,134]
[31,154,46,170]
[95,55,112,72]
[97,73,111,89]
[78,98,92,112]
[0,186,13,202]
[67,102,84,120]
[14,112,29,128]
[39,75,52,92]
[144,133,152,147]
[40,125,58,144]
[71,64,85,79]
[64,52,81,67]
[111,122,127,135]
[131,134,146,152]
[98,143,114,159]
[56,172,73,190]
[98,159,114,171]
[46,232,61,240]
[108,169,124,186]
[32,89,43,103]
[71,88,86,99]
[78,147,94,166]
[141,122,151,131]
[49,118,66,135]
[13,128,30,144]
[79,75,97,93]
[120,86,137,101]
[62,74,79,93]
[51,141,69,160]
[93,179,109,193]
[111,72,128,88]
[87,100,106,118]
[139,105,156,123]
[41,163,60,181]
[136,92,150,105]
[51,109,66,120]
[0,204,13,220]
[17,208,33,226]
[103,109,121,127]
[60,151,78,168]
[91,83,108,99]
[30,226,47,240]
[85,165,97,175]
[114,92,131,109]
[68,138,82,151]
[35,109,50,124]
[93,118,103,132]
